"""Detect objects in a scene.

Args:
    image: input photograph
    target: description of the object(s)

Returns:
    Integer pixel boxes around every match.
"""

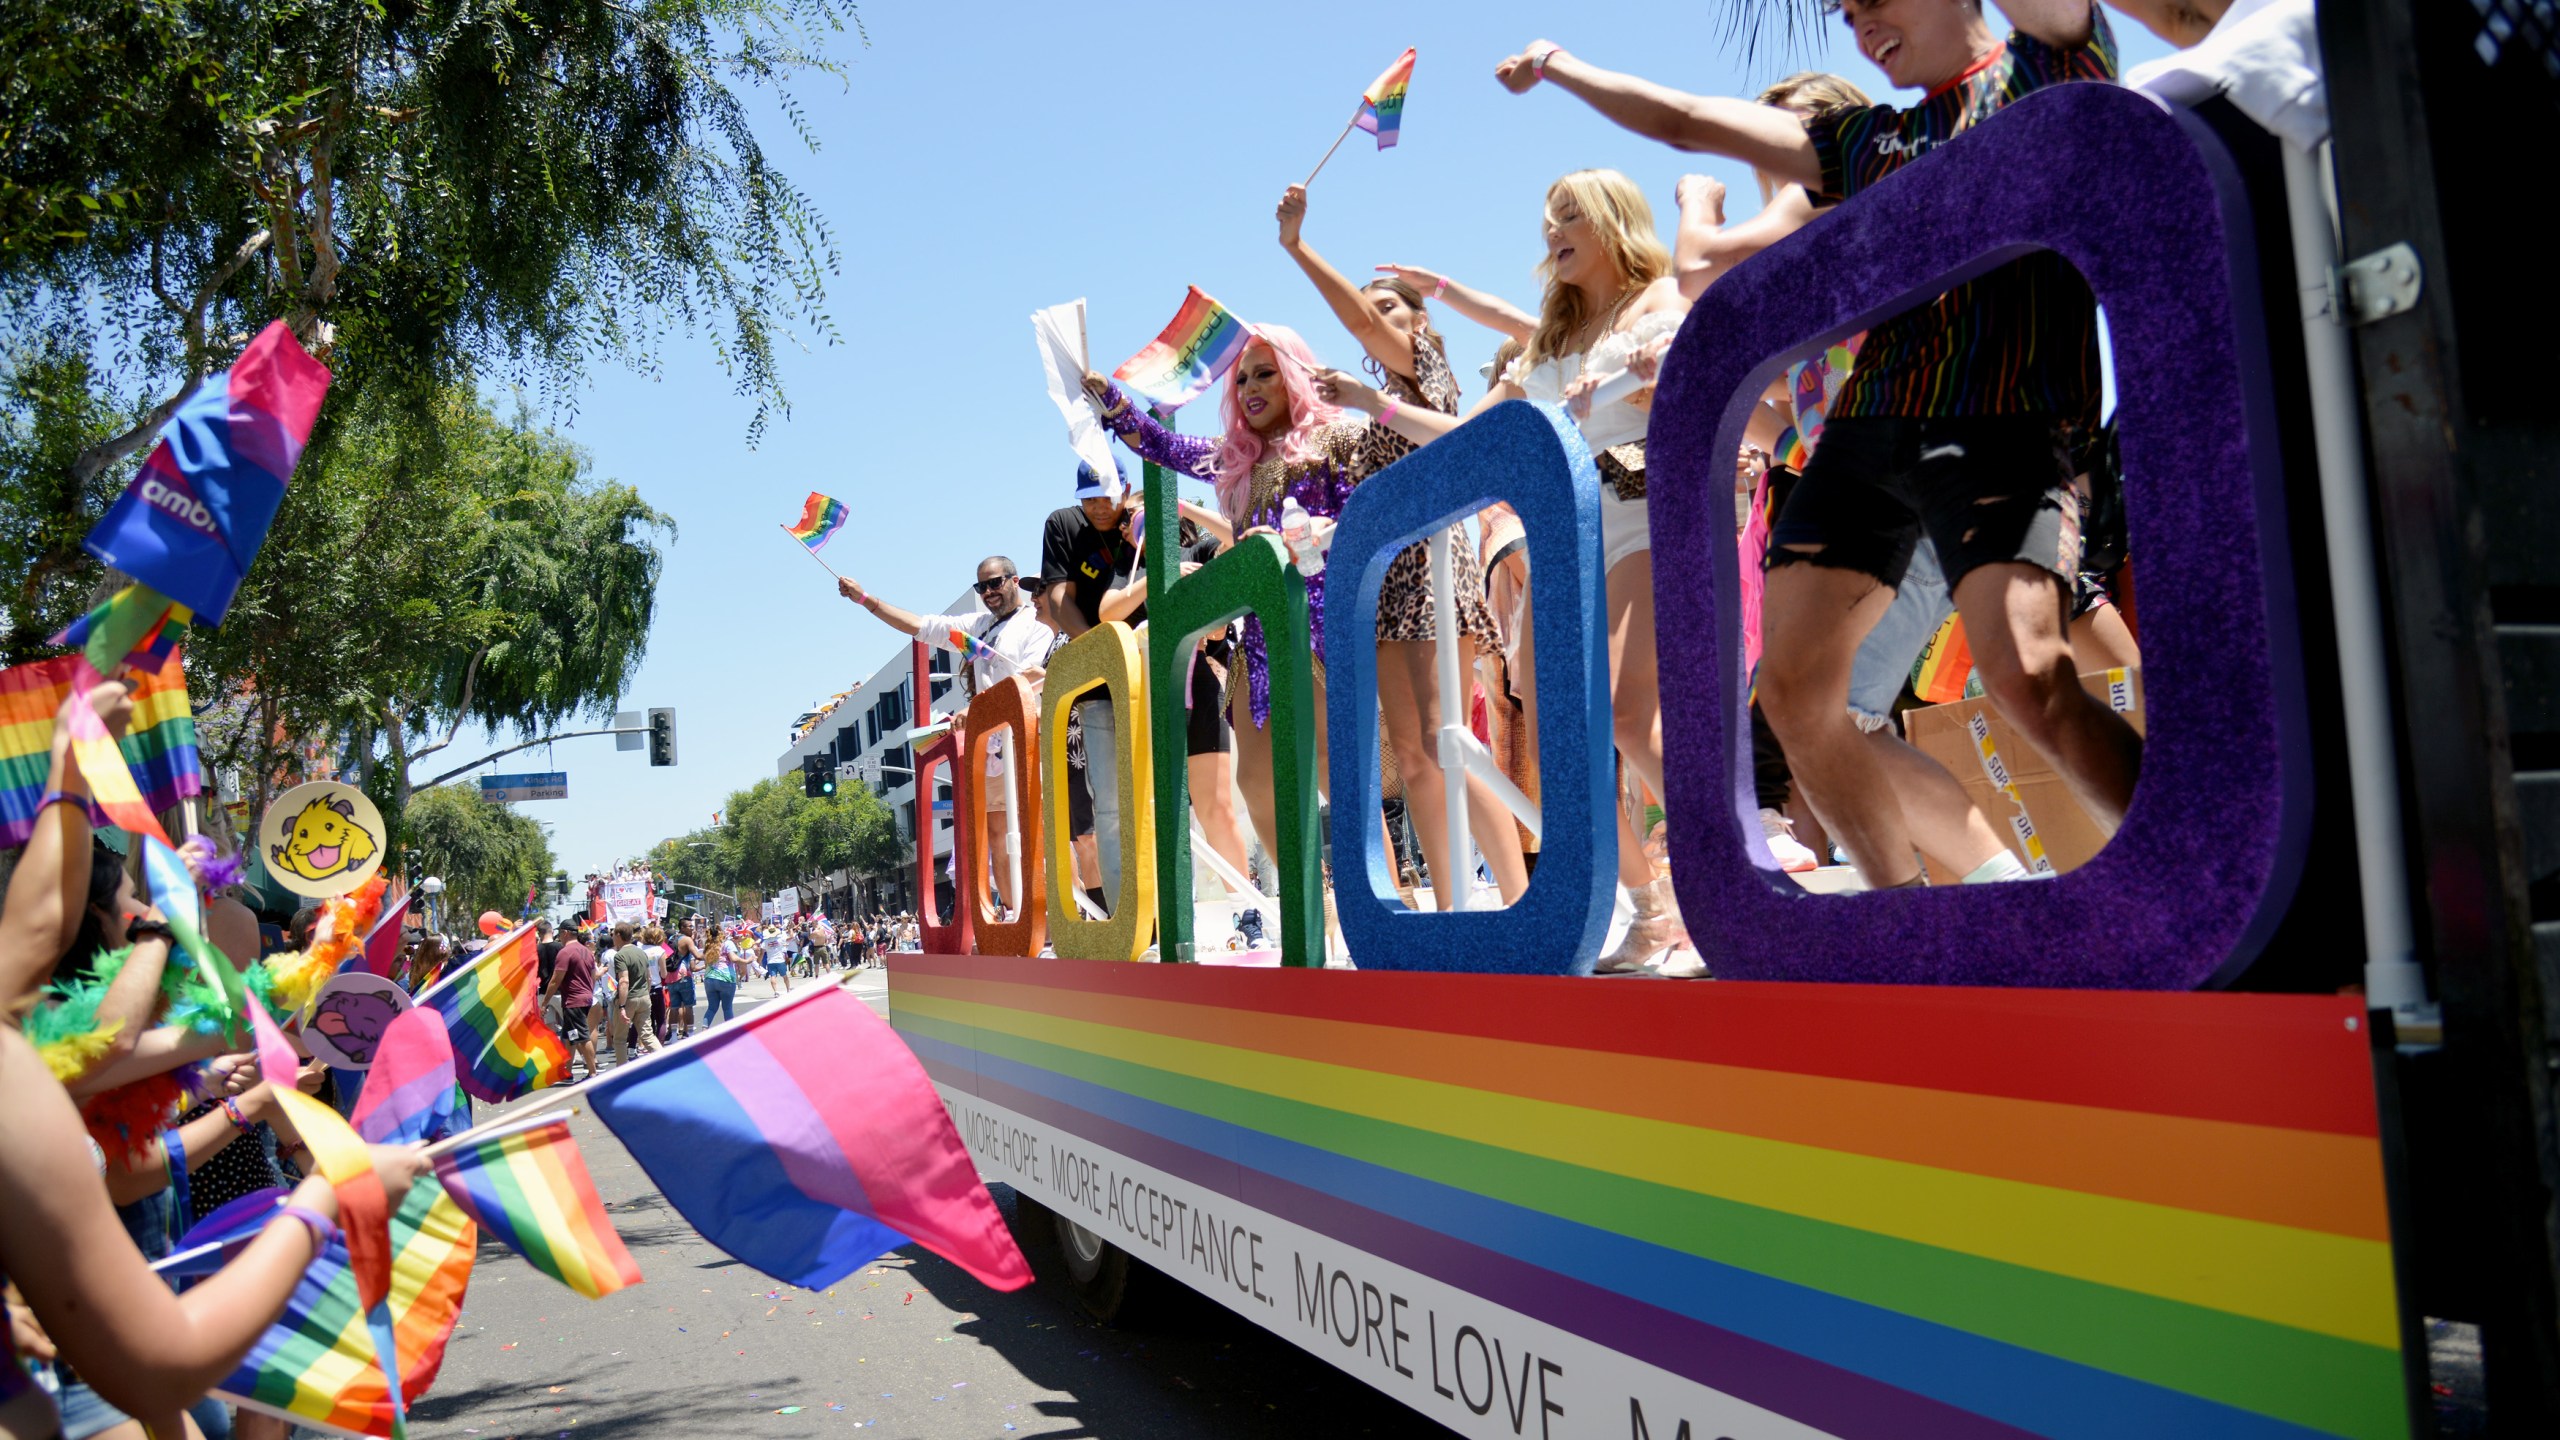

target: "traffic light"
[647,707,677,766]
[802,752,835,799]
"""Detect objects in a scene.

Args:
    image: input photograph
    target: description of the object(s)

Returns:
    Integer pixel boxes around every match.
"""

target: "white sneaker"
[1760,809,1820,873]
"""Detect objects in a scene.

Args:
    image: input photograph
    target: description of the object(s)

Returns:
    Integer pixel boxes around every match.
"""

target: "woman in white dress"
[1318,169,1696,974]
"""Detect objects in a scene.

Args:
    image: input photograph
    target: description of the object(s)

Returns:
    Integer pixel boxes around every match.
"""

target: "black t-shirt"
[1040,505,1141,630]
[537,939,561,989]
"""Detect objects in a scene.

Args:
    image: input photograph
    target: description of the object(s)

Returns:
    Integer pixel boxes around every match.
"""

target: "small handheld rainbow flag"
[418,923,569,1103]
[1354,47,1416,149]
[1911,613,1976,705]
[432,1116,642,1300]
[1112,287,1252,411]
[786,492,850,551]
[947,628,1022,676]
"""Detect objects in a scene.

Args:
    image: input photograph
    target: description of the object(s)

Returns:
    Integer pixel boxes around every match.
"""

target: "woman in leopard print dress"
[1272,183,1527,906]
[1082,318,1527,906]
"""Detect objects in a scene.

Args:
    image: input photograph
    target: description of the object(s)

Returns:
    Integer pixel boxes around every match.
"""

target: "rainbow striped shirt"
[1806,12,2117,420]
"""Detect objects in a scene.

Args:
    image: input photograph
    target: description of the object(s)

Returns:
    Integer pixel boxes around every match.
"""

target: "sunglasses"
[973,575,1018,595]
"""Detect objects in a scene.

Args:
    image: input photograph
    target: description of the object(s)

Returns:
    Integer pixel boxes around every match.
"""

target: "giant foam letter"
[964,675,1043,956]
[1325,402,1617,973]
[1041,622,1155,961]
[910,640,972,956]
[1145,535,1322,968]
[1644,83,2308,986]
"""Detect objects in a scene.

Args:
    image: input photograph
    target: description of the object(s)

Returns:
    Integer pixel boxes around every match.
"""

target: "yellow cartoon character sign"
[258,781,387,898]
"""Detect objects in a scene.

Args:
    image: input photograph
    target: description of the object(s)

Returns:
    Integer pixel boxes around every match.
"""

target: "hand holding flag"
[1306,46,1417,185]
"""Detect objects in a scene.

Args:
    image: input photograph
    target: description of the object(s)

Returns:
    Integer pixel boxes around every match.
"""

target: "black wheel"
[1010,1192,1054,1251]
[1053,1208,1139,1322]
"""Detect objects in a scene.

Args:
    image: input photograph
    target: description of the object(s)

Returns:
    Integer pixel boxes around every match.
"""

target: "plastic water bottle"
[1279,496,1323,577]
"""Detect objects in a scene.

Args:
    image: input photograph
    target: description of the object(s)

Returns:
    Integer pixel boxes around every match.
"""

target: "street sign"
[614,710,643,751]
[480,771,568,803]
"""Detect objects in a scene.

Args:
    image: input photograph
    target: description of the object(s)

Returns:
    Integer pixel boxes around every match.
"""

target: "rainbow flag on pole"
[0,648,202,848]
[786,492,850,551]
[205,1179,476,1439]
[1354,47,1416,148]
[1112,287,1252,411]
[433,1116,643,1300]
[418,922,568,1103]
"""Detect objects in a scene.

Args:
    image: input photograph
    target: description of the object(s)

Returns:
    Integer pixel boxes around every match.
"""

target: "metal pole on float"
[1431,529,1471,912]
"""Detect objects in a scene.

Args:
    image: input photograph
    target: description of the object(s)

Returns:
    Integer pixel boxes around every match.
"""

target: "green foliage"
[171,383,671,812]
[653,774,900,900]
[403,782,556,924]
[0,344,129,656]
[1,0,855,452]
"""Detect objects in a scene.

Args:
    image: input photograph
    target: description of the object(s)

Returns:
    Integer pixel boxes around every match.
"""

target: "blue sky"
[468,2,2176,880]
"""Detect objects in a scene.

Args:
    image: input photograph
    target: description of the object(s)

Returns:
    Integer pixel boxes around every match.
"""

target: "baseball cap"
[1073,458,1127,501]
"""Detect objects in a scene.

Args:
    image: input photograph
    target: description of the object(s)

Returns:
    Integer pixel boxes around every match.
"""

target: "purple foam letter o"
[1646,83,2311,987]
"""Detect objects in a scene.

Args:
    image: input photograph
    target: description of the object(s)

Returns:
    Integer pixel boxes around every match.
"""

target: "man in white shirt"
[837,556,1053,912]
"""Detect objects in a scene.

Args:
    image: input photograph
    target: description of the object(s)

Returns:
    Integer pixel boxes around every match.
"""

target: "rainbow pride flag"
[894,958,2410,1440]
[1911,612,1975,704]
[1353,47,1416,148]
[419,923,568,1103]
[50,582,190,678]
[210,1178,476,1439]
[787,492,850,551]
[0,648,202,848]
[1112,287,1251,411]
[433,1117,642,1299]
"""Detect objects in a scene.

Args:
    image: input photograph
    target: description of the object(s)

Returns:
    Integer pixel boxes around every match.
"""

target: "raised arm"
[1494,42,1821,191]
[837,576,926,638]
[1995,0,2103,48]
[1277,185,1414,379]
[1673,174,1820,301]
[0,685,131,1003]
[1373,264,1535,342]
[1080,375,1221,482]
[2097,0,2222,46]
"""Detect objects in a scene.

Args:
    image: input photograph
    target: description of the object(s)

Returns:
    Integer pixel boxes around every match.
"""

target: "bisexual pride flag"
[83,320,331,624]
[350,1008,469,1147]
[1354,47,1416,148]
[1113,287,1251,411]
[787,492,850,551]
[588,983,1031,1292]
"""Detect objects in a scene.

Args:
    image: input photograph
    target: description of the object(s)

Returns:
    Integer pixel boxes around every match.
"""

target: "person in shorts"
[1496,0,2142,888]
[541,925,600,1079]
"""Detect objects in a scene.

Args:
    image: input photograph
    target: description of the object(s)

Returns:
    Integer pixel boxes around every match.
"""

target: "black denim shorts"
[1767,415,2080,593]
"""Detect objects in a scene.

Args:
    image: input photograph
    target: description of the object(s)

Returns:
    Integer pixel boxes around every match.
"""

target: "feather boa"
[28,944,232,1164]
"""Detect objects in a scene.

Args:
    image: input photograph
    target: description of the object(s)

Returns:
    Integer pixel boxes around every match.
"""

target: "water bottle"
[1279,496,1324,577]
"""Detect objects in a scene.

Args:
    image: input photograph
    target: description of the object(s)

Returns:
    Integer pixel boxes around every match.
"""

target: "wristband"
[1431,276,1449,299]
[1379,397,1402,427]
[220,1095,254,1134]
[37,789,82,815]
[1530,45,1559,81]
[279,1202,339,1250]
[126,918,175,945]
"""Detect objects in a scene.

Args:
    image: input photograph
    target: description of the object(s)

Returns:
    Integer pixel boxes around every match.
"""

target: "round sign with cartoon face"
[302,971,412,1070]
[259,781,387,899]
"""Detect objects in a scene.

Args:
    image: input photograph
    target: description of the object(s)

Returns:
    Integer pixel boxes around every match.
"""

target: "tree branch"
[67,228,273,487]
[404,647,488,765]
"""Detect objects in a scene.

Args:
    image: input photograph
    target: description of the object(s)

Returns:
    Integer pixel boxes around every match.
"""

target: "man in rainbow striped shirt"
[1497,0,2168,890]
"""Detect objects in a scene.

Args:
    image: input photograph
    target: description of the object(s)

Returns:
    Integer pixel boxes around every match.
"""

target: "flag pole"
[434,969,866,1134]
[779,523,848,582]
[1303,105,1364,188]
[419,1105,586,1161]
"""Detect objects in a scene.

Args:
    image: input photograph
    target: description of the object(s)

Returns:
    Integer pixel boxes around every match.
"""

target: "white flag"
[1032,299,1123,485]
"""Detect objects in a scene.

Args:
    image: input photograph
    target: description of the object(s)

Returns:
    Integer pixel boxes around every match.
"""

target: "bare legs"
[1229,663,1333,877]
[1186,750,1254,882]
[1374,638,1530,906]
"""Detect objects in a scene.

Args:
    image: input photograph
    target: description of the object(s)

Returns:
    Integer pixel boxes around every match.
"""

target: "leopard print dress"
[1370,342,1502,649]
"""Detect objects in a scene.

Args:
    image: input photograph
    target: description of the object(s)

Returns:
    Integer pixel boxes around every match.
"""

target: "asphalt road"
[409,970,1453,1440]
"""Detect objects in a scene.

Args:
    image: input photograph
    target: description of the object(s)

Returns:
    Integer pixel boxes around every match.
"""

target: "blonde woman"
[1319,169,1694,973]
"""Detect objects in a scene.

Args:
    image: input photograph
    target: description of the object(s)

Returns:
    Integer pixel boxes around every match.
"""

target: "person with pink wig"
[1080,328,1518,903]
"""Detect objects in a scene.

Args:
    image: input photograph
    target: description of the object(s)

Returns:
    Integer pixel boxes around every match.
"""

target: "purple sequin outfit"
[1100,384,1377,728]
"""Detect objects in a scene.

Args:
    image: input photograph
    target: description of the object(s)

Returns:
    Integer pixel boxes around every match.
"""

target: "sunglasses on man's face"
[974,576,1018,595]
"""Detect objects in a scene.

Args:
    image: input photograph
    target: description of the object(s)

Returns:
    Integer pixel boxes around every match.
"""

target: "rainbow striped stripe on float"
[892,956,2406,1440]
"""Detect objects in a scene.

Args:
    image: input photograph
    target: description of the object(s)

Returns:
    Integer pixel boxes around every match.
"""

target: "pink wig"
[1210,325,1341,524]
